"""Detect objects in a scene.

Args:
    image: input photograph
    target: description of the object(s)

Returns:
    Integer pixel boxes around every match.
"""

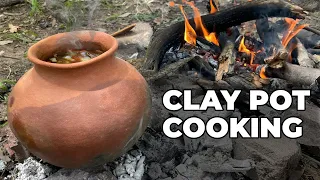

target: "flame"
[259,66,268,79]
[209,0,218,13]
[179,5,197,45]
[288,43,297,63]
[184,1,219,46]
[238,36,255,65]
[169,1,175,7]
[282,18,309,48]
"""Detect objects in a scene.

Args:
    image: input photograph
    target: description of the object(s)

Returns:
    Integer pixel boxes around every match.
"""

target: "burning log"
[294,38,315,68]
[145,0,307,72]
[256,17,288,68]
[257,63,320,86]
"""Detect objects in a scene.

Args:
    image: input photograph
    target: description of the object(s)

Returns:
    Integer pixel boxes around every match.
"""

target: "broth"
[47,49,103,64]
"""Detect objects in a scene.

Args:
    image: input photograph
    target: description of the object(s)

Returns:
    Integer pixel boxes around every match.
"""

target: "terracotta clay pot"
[7,31,151,168]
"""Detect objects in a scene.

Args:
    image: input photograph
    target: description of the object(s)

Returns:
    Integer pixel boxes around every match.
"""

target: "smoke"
[54,0,100,50]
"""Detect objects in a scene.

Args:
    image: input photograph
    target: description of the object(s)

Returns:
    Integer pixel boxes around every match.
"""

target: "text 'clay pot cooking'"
[7,31,151,168]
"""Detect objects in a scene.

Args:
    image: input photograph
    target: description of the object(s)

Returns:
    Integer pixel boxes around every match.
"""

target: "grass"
[29,0,41,16]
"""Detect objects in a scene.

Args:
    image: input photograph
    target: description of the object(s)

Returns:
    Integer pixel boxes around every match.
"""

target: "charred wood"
[0,0,24,7]
[145,0,307,71]
[196,36,221,54]
[188,56,216,81]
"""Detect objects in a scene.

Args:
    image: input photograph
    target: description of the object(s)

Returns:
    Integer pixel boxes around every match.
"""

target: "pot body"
[7,31,151,168]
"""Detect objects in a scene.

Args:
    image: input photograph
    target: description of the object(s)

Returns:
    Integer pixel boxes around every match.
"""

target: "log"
[295,38,315,68]
[259,63,320,86]
[188,56,216,81]
[216,40,236,81]
[0,0,24,7]
[145,0,307,72]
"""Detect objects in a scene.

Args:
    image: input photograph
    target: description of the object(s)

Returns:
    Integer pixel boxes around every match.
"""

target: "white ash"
[0,160,6,171]
[7,157,52,180]
[113,150,146,180]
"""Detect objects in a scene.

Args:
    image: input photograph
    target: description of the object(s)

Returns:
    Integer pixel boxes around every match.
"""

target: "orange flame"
[169,1,175,7]
[238,36,255,65]
[179,5,197,45]
[184,1,219,46]
[282,18,309,48]
[259,66,268,79]
[288,43,297,63]
[209,0,218,13]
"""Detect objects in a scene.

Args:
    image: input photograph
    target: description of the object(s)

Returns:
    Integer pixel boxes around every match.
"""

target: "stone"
[147,162,163,179]
[116,23,153,49]
[233,137,301,180]
[47,167,117,180]
[282,102,320,146]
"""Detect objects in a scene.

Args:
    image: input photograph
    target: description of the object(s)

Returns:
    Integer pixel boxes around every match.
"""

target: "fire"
[179,5,197,45]
[176,0,219,46]
[169,1,175,7]
[238,36,255,65]
[282,18,309,48]
[259,66,268,79]
[209,0,218,13]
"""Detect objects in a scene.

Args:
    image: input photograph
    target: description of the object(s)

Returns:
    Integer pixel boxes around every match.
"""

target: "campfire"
[144,0,320,90]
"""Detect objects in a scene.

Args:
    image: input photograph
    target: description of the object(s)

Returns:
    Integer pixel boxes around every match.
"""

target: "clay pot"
[7,31,151,168]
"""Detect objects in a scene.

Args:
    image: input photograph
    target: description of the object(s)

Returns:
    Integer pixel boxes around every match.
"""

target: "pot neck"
[33,55,127,91]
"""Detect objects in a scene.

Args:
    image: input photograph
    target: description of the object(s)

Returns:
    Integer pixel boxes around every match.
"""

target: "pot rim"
[27,30,118,69]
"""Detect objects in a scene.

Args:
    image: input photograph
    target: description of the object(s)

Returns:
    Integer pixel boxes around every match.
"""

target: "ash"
[6,157,52,180]
[113,150,146,180]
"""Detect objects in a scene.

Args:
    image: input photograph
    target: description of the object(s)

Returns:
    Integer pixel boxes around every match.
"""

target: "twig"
[111,24,136,37]
[0,55,21,60]
[6,66,12,79]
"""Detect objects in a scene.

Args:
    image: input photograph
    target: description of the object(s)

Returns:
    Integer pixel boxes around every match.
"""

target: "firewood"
[308,49,320,55]
[145,0,307,72]
[216,40,236,81]
[188,56,216,81]
[260,63,320,86]
[0,0,24,7]
[295,38,315,68]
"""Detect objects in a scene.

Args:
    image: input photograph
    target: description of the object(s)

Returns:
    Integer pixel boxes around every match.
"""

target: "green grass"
[29,0,41,16]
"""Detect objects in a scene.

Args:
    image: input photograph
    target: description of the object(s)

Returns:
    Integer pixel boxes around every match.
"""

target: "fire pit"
[144,0,320,88]
[6,31,151,168]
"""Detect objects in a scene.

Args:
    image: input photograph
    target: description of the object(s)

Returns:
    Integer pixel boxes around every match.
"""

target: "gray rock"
[233,137,301,180]
[282,102,320,146]
[116,23,153,49]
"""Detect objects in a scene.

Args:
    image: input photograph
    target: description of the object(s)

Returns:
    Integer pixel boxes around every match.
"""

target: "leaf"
[0,40,13,46]
[8,24,19,33]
